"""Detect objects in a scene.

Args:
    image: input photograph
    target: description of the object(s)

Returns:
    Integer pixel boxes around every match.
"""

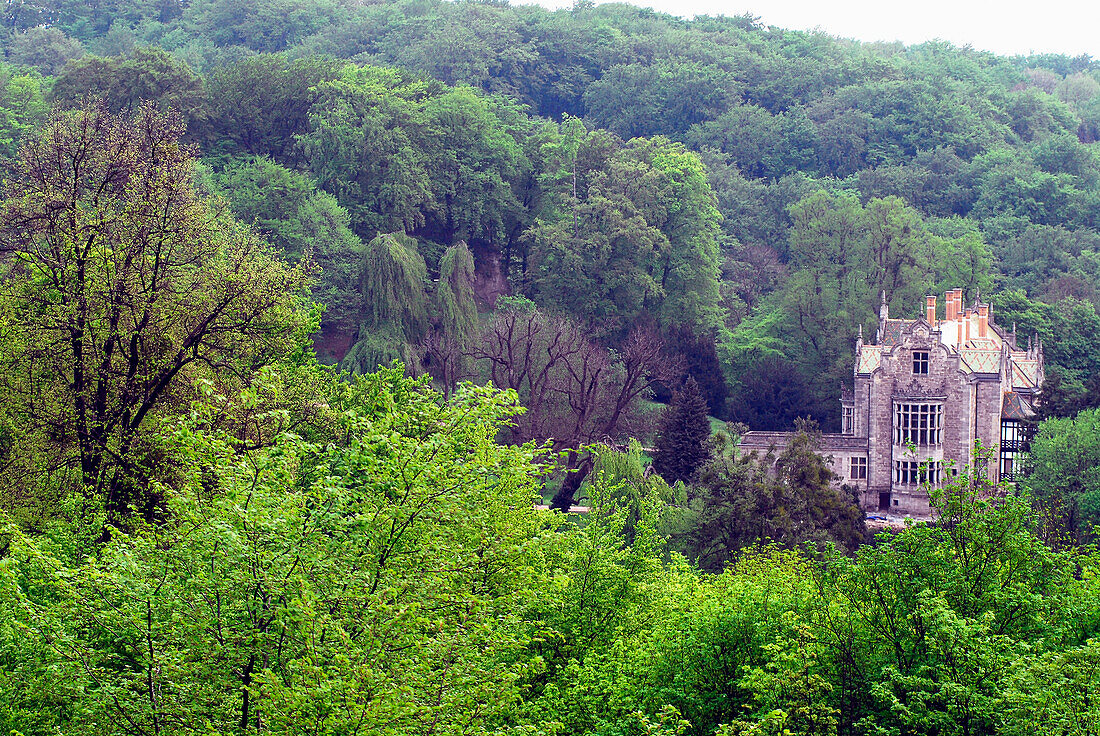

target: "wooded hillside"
[2,3,1100,734]
[1,0,1098,428]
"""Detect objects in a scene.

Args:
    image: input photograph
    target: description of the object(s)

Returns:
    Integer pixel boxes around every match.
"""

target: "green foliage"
[591,439,675,546]
[297,64,436,237]
[0,103,315,529]
[416,86,529,245]
[203,54,345,163]
[667,428,866,571]
[51,47,207,130]
[721,189,997,429]
[297,65,531,247]
[340,231,428,375]
[0,367,549,735]
[435,241,479,343]
[0,61,47,164]
[357,231,428,337]
[993,289,1100,416]
[1001,639,1100,735]
[1023,408,1100,543]
[583,61,742,139]
[530,128,722,334]
[5,26,85,75]
[181,0,345,52]
[653,377,712,485]
[212,155,365,336]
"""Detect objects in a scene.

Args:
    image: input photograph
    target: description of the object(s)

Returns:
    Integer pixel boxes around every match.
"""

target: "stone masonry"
[738,289,1045,519]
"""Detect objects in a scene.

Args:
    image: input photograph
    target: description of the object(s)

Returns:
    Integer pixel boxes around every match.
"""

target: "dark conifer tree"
[653,376,712,484]
[663,325,729,418]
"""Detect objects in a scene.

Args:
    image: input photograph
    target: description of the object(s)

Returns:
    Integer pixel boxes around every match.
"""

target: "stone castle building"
[739,289,1045,517]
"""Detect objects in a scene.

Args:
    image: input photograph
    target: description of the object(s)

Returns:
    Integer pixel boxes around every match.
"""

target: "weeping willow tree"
[341,231,428,374]
[435,241,478,343]
[591,439,675,544]
[425,241,479,393]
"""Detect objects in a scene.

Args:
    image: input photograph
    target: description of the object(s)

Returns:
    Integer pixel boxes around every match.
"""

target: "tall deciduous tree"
[0,103,314,528]
[424,241,479,394]
[51,47,208,131]
[340,230,428,375]
[529,127,722,336]
[211,155,365,339]
[0,367,548,734]
[1023,408,1100,544]
[468,299,677,509]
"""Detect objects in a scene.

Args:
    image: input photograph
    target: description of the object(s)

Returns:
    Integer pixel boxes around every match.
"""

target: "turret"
[876,291,888,343]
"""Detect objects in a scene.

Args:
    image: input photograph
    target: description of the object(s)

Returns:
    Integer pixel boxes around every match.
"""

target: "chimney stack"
[945,290,955,321]
[947,288,964,322]
[978,304,989,338]
[926,295,937,326]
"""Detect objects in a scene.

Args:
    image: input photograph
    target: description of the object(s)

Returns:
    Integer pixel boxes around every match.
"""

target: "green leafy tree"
[424,241,479,393]
[529,129,722,335]
[873,594,1020,736]
[297,64,435,237]
[341,230,428,374]
[1002,639,1100,736]
[0,62,48,165]
[1023,408,1100,544]
[816,448,1081,731]
[668,427,866,571]
[0,103,314,530]
[181,0,344,52]
[582,61,741,138]
[51,47,208,131]
[202,54,345,164]
[212,156,365,341]
[5,26,85,75]
[416,86,529,245]
[0,366,549,734]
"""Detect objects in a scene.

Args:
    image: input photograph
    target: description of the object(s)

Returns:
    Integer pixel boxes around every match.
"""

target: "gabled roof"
[856,348,881,374]
[958,348,1000,373]
[879,319,909,347]
[1002,391,1035,419]
[1012,360,1040,390]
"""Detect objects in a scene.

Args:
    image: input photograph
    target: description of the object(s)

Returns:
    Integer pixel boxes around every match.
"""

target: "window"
[895,460,941,485]
[894,402,944,445]
[1000,419,1032,481]
[850,457,867,480]
[913,351,929,374]
[842,406,854,435]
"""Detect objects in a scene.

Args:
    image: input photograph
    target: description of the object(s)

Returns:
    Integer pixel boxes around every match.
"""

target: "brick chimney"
[947,288,963,322]
[978,304,989,338]
[925,295,936,326]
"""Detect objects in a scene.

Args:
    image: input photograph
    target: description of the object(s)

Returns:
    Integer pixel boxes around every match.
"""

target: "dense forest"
[2,0,1100,734]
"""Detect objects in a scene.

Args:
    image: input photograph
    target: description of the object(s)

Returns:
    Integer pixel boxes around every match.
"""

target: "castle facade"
[739,289,1044,517]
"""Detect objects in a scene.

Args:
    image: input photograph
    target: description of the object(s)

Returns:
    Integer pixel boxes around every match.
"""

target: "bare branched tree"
[467,302,680,509]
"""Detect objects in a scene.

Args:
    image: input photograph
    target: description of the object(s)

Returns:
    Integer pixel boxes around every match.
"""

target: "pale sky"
[514,0,1100,59]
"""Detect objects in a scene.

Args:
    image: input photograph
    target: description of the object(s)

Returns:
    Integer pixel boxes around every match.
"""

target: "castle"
[738,289,1045,517]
